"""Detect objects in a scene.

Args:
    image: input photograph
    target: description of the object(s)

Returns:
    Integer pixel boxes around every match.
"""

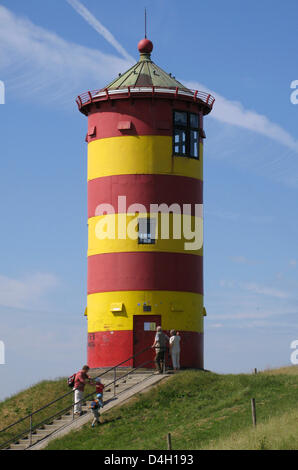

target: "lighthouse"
[76,38,214,370]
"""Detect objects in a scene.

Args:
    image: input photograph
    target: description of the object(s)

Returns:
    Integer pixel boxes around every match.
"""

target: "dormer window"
[173,111,200,159]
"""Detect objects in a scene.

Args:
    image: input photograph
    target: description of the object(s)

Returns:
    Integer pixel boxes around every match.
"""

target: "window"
[173,111,200,159]
[138,217,156,244]
[144,322,156,331]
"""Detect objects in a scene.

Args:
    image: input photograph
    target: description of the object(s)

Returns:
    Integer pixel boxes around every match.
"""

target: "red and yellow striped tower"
[76,38,214,369]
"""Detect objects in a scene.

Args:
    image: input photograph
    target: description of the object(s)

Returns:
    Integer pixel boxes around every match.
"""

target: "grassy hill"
[43,366,298,450]
[0,378,95,448]
[1,366,297,450]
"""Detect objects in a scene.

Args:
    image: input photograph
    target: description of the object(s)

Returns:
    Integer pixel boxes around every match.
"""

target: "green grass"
[0,378,95,448]
[44,366,298,450]
[205,408,298,450]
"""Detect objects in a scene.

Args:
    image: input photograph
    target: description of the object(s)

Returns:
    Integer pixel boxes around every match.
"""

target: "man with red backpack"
[73,365,94,416]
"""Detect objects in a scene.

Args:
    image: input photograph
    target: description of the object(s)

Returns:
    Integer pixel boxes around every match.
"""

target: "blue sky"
[0,0,297,400]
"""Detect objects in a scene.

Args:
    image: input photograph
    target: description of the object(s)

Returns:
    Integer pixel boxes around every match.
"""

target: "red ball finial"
[138,38,153,54]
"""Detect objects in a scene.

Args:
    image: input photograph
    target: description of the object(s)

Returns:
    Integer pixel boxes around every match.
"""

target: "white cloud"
[219,278,291,300]
[219,280,236,289]
[240,282,290,299]
[0,273,59,309]
[209,277,298,331]
[184,80,298,154]
[0,5,133,106]
[211,307,298,321]
[65,0,134,62]
[1,2,297,166]
[229,255,264,266]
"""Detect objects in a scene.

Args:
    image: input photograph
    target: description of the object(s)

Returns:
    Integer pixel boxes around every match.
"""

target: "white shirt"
[169,335,181,353]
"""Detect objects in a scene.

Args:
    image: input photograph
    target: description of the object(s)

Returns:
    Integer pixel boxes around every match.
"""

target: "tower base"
[87,330,203,369]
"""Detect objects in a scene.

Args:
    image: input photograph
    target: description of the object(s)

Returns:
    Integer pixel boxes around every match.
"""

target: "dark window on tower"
[138,217,156,244]
[173,111,200,159]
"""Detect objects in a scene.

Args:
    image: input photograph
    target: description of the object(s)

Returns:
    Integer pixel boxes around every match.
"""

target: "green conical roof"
[103,49,191,92]
[76,39,214,115]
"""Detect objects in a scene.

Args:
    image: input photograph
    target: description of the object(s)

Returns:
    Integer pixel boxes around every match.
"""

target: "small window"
[190,130,199,158]
[190,113,199,128]
[144,322,156,331]
[174,129,186,155]
[174,111,187,126]
[173,111,201,159]
[138,217,156,244]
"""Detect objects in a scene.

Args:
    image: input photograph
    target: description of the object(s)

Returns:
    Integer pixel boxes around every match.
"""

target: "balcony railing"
[76,86,215,113]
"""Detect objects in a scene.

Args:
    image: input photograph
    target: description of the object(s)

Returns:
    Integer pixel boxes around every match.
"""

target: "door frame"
[133,315,161,368]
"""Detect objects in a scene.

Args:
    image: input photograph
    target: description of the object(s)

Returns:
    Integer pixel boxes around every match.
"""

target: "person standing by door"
[169,330,181,371]
[152,326,169,373]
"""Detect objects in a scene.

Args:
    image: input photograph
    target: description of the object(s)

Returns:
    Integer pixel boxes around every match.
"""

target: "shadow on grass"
[100,416,122,426]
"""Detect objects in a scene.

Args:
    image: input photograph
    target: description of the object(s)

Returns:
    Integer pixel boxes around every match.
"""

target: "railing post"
[29,414,32,446]
[162,351,166,374]
[251,398,257,427]
[114,367,116,397]
[167,433,172,450]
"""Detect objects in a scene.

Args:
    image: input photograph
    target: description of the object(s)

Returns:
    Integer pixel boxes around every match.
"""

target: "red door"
[133,315,161,368]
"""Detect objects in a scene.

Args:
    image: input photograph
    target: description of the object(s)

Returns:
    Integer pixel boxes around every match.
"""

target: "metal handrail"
[0,356,157,450]
[0,344,152,434]
[0,344,160,449]
[0,389,75,434]
[76,87,215,110]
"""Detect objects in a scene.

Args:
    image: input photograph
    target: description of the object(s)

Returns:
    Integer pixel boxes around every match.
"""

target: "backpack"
[90,400,99,410]
[67,373,76,388]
